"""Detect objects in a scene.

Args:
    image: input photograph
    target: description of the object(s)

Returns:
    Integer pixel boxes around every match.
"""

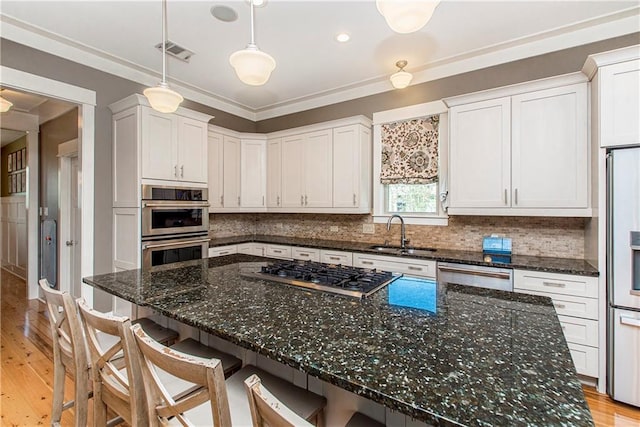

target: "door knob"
[65,240,75,246]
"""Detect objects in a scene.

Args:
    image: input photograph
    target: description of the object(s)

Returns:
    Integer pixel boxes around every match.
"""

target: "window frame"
[372,101,449,226]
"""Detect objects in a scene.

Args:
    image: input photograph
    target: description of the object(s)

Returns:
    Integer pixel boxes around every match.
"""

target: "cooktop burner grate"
[246,260,398,298]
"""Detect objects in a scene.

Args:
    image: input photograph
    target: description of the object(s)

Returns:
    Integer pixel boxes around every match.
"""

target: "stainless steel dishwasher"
[437,262,513,291]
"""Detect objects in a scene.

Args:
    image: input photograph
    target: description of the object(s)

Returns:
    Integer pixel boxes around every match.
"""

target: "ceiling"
[1,1,638,120]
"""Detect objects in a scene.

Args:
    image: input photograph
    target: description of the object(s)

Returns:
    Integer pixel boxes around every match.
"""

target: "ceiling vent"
[155,40,194,63]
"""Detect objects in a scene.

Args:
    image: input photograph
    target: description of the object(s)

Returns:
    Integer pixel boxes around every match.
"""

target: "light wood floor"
[1,269,639,427]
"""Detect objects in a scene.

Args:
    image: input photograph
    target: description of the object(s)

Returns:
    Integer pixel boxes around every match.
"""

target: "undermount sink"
[368,245,436,256]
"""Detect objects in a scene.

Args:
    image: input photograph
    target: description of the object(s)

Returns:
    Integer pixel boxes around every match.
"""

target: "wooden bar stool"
[244,373,313,427]
[39,279,91,427]
[170,338,242,378]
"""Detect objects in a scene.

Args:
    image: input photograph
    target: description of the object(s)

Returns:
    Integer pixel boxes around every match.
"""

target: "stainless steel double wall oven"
[141,185,210,269]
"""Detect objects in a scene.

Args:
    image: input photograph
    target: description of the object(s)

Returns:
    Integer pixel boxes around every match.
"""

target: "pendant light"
[376,0,440,34]
[0,96,12,113]
[229,0,276,86]
[390,60,413,89]
[144,0,184,113]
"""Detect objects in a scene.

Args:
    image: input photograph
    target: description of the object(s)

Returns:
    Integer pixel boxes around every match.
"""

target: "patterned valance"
[380,115,440,184]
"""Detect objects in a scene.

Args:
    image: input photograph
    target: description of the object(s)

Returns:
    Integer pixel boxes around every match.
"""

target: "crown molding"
[582,44,640,80]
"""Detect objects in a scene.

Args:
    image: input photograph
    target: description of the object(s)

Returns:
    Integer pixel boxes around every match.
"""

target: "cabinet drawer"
[237,243,265,257]
[353,253,436,278]
[265,244,292,259]
[320,250,353,266]
[292,247,320,262]
[568,342,599,377]
[557,315,598,347]
[514,270,598,298]
[208,245,237,257]
[515,289,598,320]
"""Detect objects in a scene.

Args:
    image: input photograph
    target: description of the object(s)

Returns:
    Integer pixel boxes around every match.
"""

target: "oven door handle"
[142,238,210,250]
[143,202,210,208]
[437,265,512,280]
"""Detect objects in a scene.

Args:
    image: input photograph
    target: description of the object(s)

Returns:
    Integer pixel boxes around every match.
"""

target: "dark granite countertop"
[209,235,599,277]
[84,255,593,426]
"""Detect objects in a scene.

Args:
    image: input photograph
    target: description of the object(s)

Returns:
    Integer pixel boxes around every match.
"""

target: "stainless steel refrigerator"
[607,146,640,407]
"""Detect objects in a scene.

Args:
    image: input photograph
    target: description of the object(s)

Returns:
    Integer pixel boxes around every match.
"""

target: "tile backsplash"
[210,213,586,259]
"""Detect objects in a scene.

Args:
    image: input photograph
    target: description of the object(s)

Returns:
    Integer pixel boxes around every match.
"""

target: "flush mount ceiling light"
[376,0,440,34]
[0,95,13,113]
[229,0,276,86]
[336,32,350,43]
[144,0,184,113]
[390,60,413,89]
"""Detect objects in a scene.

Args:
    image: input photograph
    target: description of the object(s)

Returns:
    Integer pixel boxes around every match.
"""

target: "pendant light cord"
[161,0,167,84]
[249,0,256,47]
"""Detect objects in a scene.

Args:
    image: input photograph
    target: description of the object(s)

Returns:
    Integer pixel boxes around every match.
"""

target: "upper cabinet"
[109,94,213,207]
[333,124,372,210]
[266,138,282,208]
[445,74,591,217]
[583,46,640,148]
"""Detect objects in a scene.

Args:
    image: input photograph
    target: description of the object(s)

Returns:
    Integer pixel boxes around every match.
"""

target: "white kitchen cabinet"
[265,244,292,260]
[333,124,372,210]
[281,130,333,209]
[240,139,266,208]
[0,196,27,279]
[446,75,590,216]
[267,138,282,208]
[449,97,511,209]
[514,269,599,378]
[353,253,436,279]
[320,250,353,266]
[208,131,224,209]
[140,107,208,184]
[600,59,640,147]
[238,242,266,257]
[292,247,320,262]
[223,136,241,209]
[208,245,238,257]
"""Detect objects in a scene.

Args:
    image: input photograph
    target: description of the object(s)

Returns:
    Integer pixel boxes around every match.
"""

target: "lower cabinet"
[208,245,238,257]
[265,244,292,260]
[353,253,436,279]
[320,250,353,266]
[292,247,320,262]
[238,242,265,257]
[514,269,599,378]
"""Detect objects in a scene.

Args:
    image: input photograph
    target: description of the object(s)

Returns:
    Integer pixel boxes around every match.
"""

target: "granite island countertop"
[209,234,599,277]
[84,254,593,426]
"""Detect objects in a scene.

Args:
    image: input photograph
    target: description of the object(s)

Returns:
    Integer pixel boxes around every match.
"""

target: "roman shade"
[380,115,440,184]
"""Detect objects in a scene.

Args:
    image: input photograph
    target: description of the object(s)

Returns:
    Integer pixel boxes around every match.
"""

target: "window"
[372,101,448,225]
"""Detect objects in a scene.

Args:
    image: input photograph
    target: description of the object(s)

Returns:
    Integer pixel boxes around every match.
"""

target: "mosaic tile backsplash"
[210,213,586,259]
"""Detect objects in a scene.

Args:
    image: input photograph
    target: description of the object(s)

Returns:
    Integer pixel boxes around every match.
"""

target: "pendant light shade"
[0,96,13,113]
[230,0,276,86]
[144,0,183,113]
[376,0,440,34]
[390,60,413,89]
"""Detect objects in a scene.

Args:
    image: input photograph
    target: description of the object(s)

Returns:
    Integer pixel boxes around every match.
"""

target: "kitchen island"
[84,255,594,426]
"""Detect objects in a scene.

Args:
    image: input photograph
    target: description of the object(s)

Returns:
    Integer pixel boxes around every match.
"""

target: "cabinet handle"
[543,281,566,288]
[305,195,308,206]
[180,165,184,178]
[219,251,229,255]
[353,193,356,206]
[220,195,224,206]
[514,188,518,205]
[174,165,178,178]
[329,256,340,261]
[262,196,265,206]
[277,196,280,206]
[504,189,507,205]
[273,250,282,253]
[620,316,640,327]
[301,195,304,206]
[554,303,566,309]
[361,261,374,265]
[237,196,241,206]
[408,266,423,271]
[300,253,309,257]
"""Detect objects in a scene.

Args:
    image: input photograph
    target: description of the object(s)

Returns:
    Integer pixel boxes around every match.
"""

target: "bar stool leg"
[50,353,65,425]
[74,367,89,427]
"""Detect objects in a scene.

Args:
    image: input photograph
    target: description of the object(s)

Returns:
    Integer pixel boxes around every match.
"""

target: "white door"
[304,130,333,208]
[207,131,224,209]
[281,135,304,208]
[222,136,241,208]
[178,117,207,183]
[333,125,359,208]
[511,84,588,208]
[600,59,640,148]
[69,156,81,298]
[59,152,82,298]
[449,97,511,209]
[141,107,178,181]
[240,139,266,208]
[267,138,282,208]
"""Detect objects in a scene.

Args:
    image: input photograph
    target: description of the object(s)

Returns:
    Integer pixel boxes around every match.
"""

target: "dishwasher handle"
[437,265,512,280]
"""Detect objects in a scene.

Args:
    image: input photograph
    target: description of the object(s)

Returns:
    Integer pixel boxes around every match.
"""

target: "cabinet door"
[178,117,208,183]
[512,84,588,208]
[267,139,282,208]
[141,107,178,181]
[208,131,224,208]
[601,59,640,147]
[333,125,360,208]
[281,135,304,208]
[449,98,511,208]
[223,136,241,208]
[304,130,333,207]
[241,139,266,208]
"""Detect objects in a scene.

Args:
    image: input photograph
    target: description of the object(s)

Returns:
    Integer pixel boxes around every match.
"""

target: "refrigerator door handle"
[620,315,640,328]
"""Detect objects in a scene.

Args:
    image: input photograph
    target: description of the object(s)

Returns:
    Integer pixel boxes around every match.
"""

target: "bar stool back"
[38,279,90,427]
[244,374,313,427]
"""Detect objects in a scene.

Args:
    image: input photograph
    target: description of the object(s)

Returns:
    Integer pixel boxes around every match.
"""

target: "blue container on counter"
[482,236,512,264]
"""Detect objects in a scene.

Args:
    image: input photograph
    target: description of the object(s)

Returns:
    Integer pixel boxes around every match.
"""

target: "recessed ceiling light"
[211,5,238,22]
[336,33,350,43]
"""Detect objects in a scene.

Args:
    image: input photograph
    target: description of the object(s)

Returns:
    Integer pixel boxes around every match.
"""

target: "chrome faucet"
[387,214,409,249]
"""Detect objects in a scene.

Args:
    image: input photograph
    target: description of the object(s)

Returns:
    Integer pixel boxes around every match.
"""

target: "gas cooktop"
[245,260,398,298]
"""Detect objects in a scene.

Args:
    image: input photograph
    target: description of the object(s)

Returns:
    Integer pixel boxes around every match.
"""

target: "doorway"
[58,139,81,297]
